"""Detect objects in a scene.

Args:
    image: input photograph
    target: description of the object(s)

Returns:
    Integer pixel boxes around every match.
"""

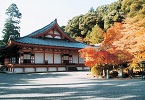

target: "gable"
[26,19,75,42]
[43,28,62,39]
[8,19,89,49]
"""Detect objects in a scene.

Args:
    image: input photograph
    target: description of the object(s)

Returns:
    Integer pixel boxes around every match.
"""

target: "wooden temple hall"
[0,19,89,73]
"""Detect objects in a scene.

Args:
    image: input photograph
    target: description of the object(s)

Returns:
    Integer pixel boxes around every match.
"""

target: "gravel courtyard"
[0,71,145,100]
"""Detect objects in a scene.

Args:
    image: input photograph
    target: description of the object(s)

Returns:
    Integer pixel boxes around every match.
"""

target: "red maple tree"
[79,47,119,67]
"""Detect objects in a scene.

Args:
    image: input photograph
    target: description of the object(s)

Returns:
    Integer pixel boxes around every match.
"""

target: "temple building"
[0,19,88,73]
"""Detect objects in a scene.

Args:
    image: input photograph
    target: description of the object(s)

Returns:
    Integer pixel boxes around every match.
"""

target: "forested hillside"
[62,0,145,45]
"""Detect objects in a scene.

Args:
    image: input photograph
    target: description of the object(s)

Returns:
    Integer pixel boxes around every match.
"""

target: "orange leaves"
[104,18,145,65]
[102,22,123,47]
[79,47,97,67]
[79,47,119,67]
[80,19,145,68]
[112,26,145,63]
[95,51,119,65]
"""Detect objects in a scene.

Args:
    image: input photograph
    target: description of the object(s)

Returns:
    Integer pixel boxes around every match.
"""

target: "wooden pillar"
[20,52,24,64]
[43,49,45,64]
[78,54,79,64]
[47,66,49,72]
[47,67,49,72]
[56,66,58,71]
[53,49,54,64]
[12,66,14,72]
[34,67,36,72]
[82,66,84,70]
[23,66,25,73]
[16,52,19,64]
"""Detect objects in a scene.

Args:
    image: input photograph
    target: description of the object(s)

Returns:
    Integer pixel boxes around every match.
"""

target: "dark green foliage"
[0,52,4,64]
[2,3,22,45]
[65,15,83,38]
[60,26,65,32]
[6,3,22,19]
[85,24,104,44]
[0,40,4,46]
[64,0,124,44]
[65,12,98,38]
[122,0,145,17]
[102,0,124,30]
[89,7,95,13]
[0,41,5,64]
[79,12,98,37]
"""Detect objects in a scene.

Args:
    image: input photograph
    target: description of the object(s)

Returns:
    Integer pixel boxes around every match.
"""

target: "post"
[106,69,109,79]
[103,68,105,77]
[141,61,145,80]
[118,65,123,78]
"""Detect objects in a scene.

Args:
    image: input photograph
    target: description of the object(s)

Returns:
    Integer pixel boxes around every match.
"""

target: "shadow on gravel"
[0,72,70,85]
[0,72,145,100]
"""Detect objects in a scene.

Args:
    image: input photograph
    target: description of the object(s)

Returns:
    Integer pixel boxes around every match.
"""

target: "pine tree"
[2,3,22,44]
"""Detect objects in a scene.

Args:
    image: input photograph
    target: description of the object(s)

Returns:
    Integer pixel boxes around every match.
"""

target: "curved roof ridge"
[25,19,57,37]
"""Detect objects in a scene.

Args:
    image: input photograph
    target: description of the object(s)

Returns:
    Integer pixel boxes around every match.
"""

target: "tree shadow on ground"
[0,72,70,85]
[0,72,145,100]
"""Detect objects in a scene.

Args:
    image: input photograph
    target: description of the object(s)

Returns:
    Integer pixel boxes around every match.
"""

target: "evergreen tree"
[65,15,83,38]
[89,7,95,13]
[2,3,22,44]
[84,24,104,44]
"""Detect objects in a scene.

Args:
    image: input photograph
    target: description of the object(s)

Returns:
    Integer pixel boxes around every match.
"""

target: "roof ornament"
[55,18,57,22]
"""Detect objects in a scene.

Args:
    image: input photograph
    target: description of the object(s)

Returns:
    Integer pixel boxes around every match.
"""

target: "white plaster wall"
[76,67,83,70]
[54,30,59,35]
[45,53,53,63]
[84,66,89,70]
[14,68,23,73]
[25,68,35,72]
[19,58,20,64]
[58,67,66,71]
[79,57,84,63]
[36,67,47,72]
[49,67,57,71]
[55,36,61,39]
[49,30,53,34]
[73,54,78,63]
[35,53,44,64]
[46,35,52,38]
[54,54,61,64]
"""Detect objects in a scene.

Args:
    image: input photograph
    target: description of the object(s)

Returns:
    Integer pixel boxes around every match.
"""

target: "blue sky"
[0,0,117,39]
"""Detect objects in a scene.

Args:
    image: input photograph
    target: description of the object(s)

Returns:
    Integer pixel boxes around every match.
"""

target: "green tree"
[65,12,98,39]
[103,0,124,30]
[122,0,145,18]
[84,24,104,44]
[0,40,4,46]
[96,5,109,29]
[65,0,124,43]
[89,7,95,13]
[65,15,83,38]
[79,12,98,37]
[60,26,65,32]
[2,3,22,44]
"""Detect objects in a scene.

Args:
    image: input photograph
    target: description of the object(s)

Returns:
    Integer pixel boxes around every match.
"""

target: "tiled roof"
[12,19,89,49]
[26,19,57,37]
[14,37,88,48]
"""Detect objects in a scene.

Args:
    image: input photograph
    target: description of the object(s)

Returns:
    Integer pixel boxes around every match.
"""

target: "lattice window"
[10,57,16,64]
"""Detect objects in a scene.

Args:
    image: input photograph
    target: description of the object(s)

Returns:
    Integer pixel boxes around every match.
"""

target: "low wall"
[7,65,88,73]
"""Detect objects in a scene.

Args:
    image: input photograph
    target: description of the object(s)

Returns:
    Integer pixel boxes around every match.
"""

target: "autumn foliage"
[79,47,119,68]
[101,22,123,49]
[79,20,145,73]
